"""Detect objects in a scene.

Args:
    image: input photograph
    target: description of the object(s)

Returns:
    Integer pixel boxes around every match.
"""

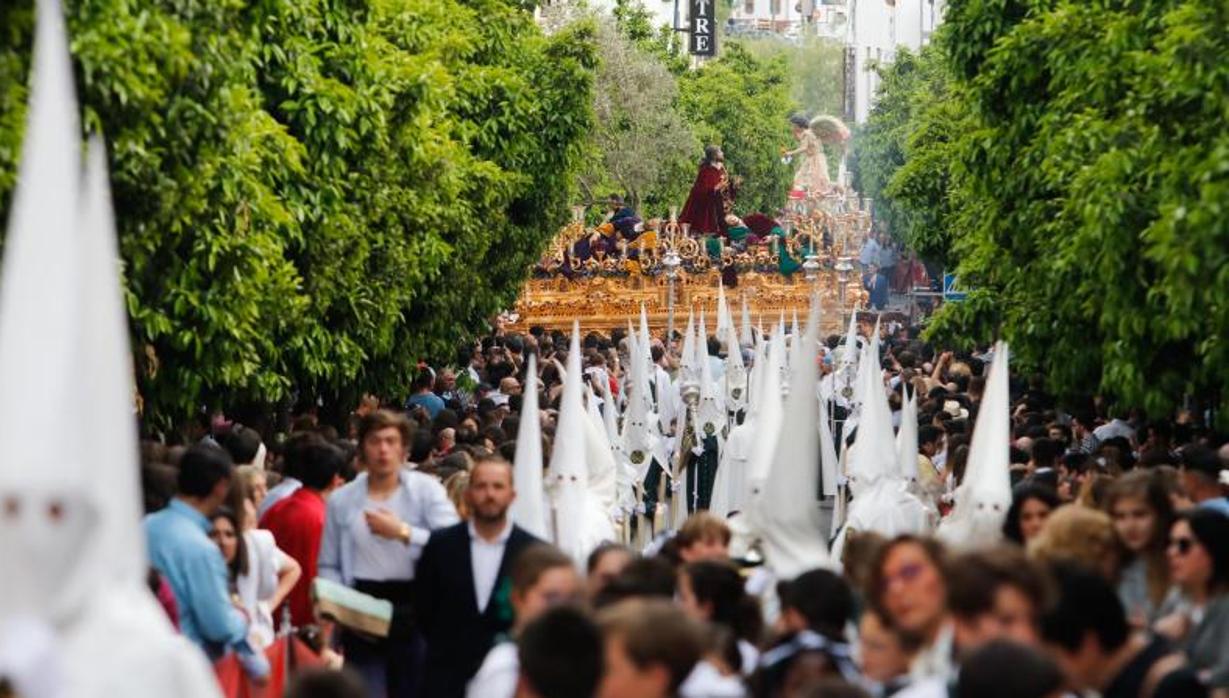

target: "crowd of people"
[133,318,1229,698]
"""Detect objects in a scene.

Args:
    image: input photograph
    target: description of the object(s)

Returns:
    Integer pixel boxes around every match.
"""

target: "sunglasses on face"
[1169,536,1196,555]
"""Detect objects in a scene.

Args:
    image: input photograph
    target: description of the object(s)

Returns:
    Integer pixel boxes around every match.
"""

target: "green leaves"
[0,0,595,429]
[860,0,1229,421]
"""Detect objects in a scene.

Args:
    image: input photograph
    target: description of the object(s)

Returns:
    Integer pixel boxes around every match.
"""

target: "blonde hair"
[444,470,470,520]
[1028,505,1118,580]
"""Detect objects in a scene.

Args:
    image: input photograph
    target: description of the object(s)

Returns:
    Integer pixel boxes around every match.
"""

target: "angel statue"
[783,114,852,197]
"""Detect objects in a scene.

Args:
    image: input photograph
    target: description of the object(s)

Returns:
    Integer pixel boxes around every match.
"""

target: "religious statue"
[784,114,832,196]
[679,145,738,236]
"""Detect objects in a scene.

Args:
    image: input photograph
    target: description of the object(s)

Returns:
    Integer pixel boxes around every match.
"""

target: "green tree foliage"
[578,23,698,213]
[740,36,844,122]
[679,43,794,215]
[858,0,1229,418]
[851,44,967,265]
[0,0,595,428]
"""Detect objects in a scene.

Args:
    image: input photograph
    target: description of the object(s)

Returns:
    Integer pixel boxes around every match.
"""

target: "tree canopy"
[853,0,1229,418]
[0,0,597,429]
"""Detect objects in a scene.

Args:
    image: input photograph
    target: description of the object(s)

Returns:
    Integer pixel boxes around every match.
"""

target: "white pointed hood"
[757,297,831,578]
[584,386,619,522]
[0,6,225,690]
[723,305,747,414]
[621,322,656,478]
[739,295,752,348]
[678,309,698,388]
[846,327,896,494]
[819,395,839,498]
[511,355,548,539]
[716,282,730,337]
[547,323,614,562]
[938,342,1012,550]
[745,328,784,500]
[0,0,92,626]
[639,303,652,364]
[695,310,725,442]
[896,386,919,482]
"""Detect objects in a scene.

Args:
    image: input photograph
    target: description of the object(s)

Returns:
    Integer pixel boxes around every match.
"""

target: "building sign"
[689,0,717,56]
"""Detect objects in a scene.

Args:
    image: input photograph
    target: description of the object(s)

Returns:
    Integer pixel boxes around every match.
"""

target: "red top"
[679,163,730,236]
[259,487,326,629]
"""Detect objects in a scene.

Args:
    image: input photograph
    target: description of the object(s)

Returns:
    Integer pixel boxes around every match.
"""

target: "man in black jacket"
[416,455,540,698]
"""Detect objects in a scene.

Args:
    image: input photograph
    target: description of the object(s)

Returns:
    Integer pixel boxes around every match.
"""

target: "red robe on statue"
[679,162,730,235]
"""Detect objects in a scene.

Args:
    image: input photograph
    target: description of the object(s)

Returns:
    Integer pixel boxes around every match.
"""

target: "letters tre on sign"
[689,0,717,56]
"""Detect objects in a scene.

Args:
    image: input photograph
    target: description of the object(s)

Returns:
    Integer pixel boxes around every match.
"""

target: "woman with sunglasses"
[869,536,953,683]
[1160,509,1229,691]
[1104,470,1176,626]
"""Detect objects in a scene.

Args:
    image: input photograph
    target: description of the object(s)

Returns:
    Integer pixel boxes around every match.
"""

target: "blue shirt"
[144,499,248,653]
[407,391,446,419]
[1199,497,1229,517]
[859,238,881,266]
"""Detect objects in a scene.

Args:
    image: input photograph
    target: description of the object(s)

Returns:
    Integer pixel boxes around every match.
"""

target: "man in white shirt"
[1093,409,1136,446]
[317,410,460,697]
[416,456,541,698]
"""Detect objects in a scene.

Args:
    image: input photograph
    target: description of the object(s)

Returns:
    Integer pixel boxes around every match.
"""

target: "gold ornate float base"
[506,269,865,337]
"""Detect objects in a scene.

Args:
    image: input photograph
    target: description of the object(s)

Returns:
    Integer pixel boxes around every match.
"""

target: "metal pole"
[667,276,676,341]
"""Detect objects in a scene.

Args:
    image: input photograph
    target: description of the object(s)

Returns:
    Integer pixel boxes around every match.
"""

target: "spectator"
[318,410,460,695]
[598,599,706,698]
[260,439,345,629]
[416,456,541,697]
[1041,562,1205,698]
[143,443,269,679]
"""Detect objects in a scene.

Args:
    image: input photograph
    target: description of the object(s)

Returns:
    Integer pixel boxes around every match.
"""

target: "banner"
[689,0,716,56]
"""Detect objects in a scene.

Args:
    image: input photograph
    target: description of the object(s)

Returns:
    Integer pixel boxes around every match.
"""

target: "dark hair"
[1040,561,1129,653]
[789,114,810,129]
[777,568,854,642]
[1176,508,1229,594]
[220,424,262,465]
[946,547,1051,621]
[598,599,704,693]
[511,544,575,595]
[281,431,326,481]
[299,441,345,491]
[410,429,435,464]
[177,443,235,498]
[681,561,763,644]
[357,410,413,449]
[1002,483,1060,544]
[432,408,460,432]
[702,144,722,165]
[918,425,944,448]
[413,372,434,392]
[208,505,249,581]
[587,542,634,576]
[1182,444,1222,482]
[285,668,367,698]
[956,640,1063,698]
[1030,437,1063,469]
[141,463,178,514]
[519,606,604,698]
[593,556,677,608]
